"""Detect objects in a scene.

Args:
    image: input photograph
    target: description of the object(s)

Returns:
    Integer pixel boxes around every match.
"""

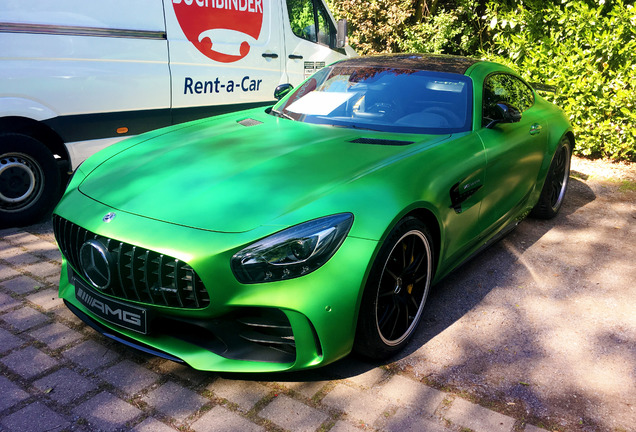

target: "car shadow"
[232,176,596,383]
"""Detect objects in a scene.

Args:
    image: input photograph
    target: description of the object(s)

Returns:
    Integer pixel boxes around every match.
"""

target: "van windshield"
[272,65,473,134]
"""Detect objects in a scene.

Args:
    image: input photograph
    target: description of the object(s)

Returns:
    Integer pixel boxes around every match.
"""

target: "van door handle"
[288,54,303,60]
[262,53,279,59]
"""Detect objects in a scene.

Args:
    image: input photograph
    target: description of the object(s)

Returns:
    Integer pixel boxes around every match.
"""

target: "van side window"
[287,0,335,47]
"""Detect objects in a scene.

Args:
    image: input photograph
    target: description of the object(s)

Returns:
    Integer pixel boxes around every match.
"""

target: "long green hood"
[79,113,443,232]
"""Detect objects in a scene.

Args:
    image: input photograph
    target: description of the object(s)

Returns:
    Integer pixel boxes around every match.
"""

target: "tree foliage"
[326,0,636,161]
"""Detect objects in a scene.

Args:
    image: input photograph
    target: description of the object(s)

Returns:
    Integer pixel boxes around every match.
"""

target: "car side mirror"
[274,83,293,101]
[485,102,522,129]
[336,19,348,48]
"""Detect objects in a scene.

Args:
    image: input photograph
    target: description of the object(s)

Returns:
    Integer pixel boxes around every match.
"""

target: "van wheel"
[354,217,434,360]
[0,133,61,227]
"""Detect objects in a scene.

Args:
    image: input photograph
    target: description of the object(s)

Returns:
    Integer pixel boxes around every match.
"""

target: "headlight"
[231,213,354,284]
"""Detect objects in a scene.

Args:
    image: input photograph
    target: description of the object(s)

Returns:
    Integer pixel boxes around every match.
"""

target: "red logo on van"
[172,0,264,63]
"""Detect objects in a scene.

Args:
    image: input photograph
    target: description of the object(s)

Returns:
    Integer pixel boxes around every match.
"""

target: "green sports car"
[53,54,573,372]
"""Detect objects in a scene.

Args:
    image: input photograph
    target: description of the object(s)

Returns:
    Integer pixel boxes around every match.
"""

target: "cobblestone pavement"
[1,222,544,432]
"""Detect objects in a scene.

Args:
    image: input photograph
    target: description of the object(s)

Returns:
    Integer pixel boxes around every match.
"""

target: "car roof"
[333,53,482,75]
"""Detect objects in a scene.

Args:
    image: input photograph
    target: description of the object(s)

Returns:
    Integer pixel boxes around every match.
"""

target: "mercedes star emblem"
[78,239,113,290]
[103,212,116,223]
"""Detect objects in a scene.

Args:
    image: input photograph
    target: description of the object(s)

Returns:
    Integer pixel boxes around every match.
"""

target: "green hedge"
[328,0,636,161]
[483,0,636,161]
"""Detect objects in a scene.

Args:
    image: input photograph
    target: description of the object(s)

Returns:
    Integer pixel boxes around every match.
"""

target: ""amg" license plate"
[74,279,148,334]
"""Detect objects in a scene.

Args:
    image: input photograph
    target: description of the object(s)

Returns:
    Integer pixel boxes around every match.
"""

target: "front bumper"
[54,196,377,372]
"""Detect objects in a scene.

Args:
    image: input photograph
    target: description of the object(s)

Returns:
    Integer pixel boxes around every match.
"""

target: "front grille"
[53,215,210,309]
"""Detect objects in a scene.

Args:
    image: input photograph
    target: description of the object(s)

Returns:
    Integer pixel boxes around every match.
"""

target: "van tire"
[0,133,61,227]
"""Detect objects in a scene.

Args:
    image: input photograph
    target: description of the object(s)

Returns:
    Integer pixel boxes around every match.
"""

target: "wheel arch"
[402,207,441,273]
[354,205,443,313]
[0,116,70,167]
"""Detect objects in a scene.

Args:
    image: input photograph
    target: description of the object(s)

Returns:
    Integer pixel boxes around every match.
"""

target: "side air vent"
[350,138,414,146]
[238,118,263,127]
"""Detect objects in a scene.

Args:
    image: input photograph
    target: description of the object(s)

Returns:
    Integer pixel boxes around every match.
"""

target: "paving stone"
[0,227,19,237]
[1,305,49,331]
[0,264,20,280]
[0,375,30,412]
[0,327,23,353]
[53,304,85,325]
[1,346,59,379]
[277,380,329,399]
[329,420,364,432]
[34,368,96,404]
[345,367,388,389]
[21,238,59,255]
[0,291,20,311]
[445,397,516,432]
[45,273,61,286]
[524,424,548,432]
[378,375,447,416]
[27,288,63,310]
[143,381,209,423]
[31,322,83,349]
[321,383,392,425]
[259,394,329,432]
[328,360,387,388]
[99,359,159,395]
[380,407,451,432]
[73,391,142,431]
[0,402,70,432]
[191,405,265,432]
[41,248,62,262]
[0,274,42,295]
[156,359,212,385]
[133,417,178,432]
[63,339,120,370]
[208,378,270,411]
[3,231,41,245]
[22,261,61,278]
[0,247,39,266]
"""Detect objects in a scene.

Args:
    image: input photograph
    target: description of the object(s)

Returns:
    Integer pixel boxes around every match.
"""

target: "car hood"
[79,113,445,232]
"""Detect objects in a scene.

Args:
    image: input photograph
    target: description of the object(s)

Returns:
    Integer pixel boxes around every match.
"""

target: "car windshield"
[273,65,473,134]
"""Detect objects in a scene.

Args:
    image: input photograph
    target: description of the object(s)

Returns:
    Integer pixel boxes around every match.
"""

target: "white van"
[0,0,355,227]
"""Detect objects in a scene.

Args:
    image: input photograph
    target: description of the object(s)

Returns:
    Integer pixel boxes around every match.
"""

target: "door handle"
[529,123,542,135]
[288,54,303,60]
[262,53,279,59]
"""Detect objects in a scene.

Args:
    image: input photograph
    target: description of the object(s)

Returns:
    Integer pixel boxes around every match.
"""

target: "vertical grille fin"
[52,215,210,309]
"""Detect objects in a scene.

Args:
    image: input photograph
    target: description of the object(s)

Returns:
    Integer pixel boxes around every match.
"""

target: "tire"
[0,133,61,228]
[530,136,572,219]
[354,217,434,360]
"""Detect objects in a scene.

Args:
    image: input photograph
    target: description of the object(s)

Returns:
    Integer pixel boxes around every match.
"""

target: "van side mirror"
[336,19,348,48]
[274,83,293,100]
[485,102,522,129]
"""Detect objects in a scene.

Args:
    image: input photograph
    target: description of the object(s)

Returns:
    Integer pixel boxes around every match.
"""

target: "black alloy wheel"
[354,217,434,359]
[530,136,572,219]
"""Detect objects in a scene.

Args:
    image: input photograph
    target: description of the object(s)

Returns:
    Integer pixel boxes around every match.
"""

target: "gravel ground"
[389,156,636,431]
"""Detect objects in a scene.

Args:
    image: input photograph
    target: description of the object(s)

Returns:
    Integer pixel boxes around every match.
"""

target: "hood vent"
[238,118,263,127]
[350,137,414,146]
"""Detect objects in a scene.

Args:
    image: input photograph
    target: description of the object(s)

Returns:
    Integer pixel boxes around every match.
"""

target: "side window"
[287,0,335,47]
[315,3,335,46]
[482,73,534,124]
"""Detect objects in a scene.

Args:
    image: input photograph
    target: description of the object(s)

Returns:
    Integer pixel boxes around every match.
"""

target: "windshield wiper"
[270,109,294,120]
